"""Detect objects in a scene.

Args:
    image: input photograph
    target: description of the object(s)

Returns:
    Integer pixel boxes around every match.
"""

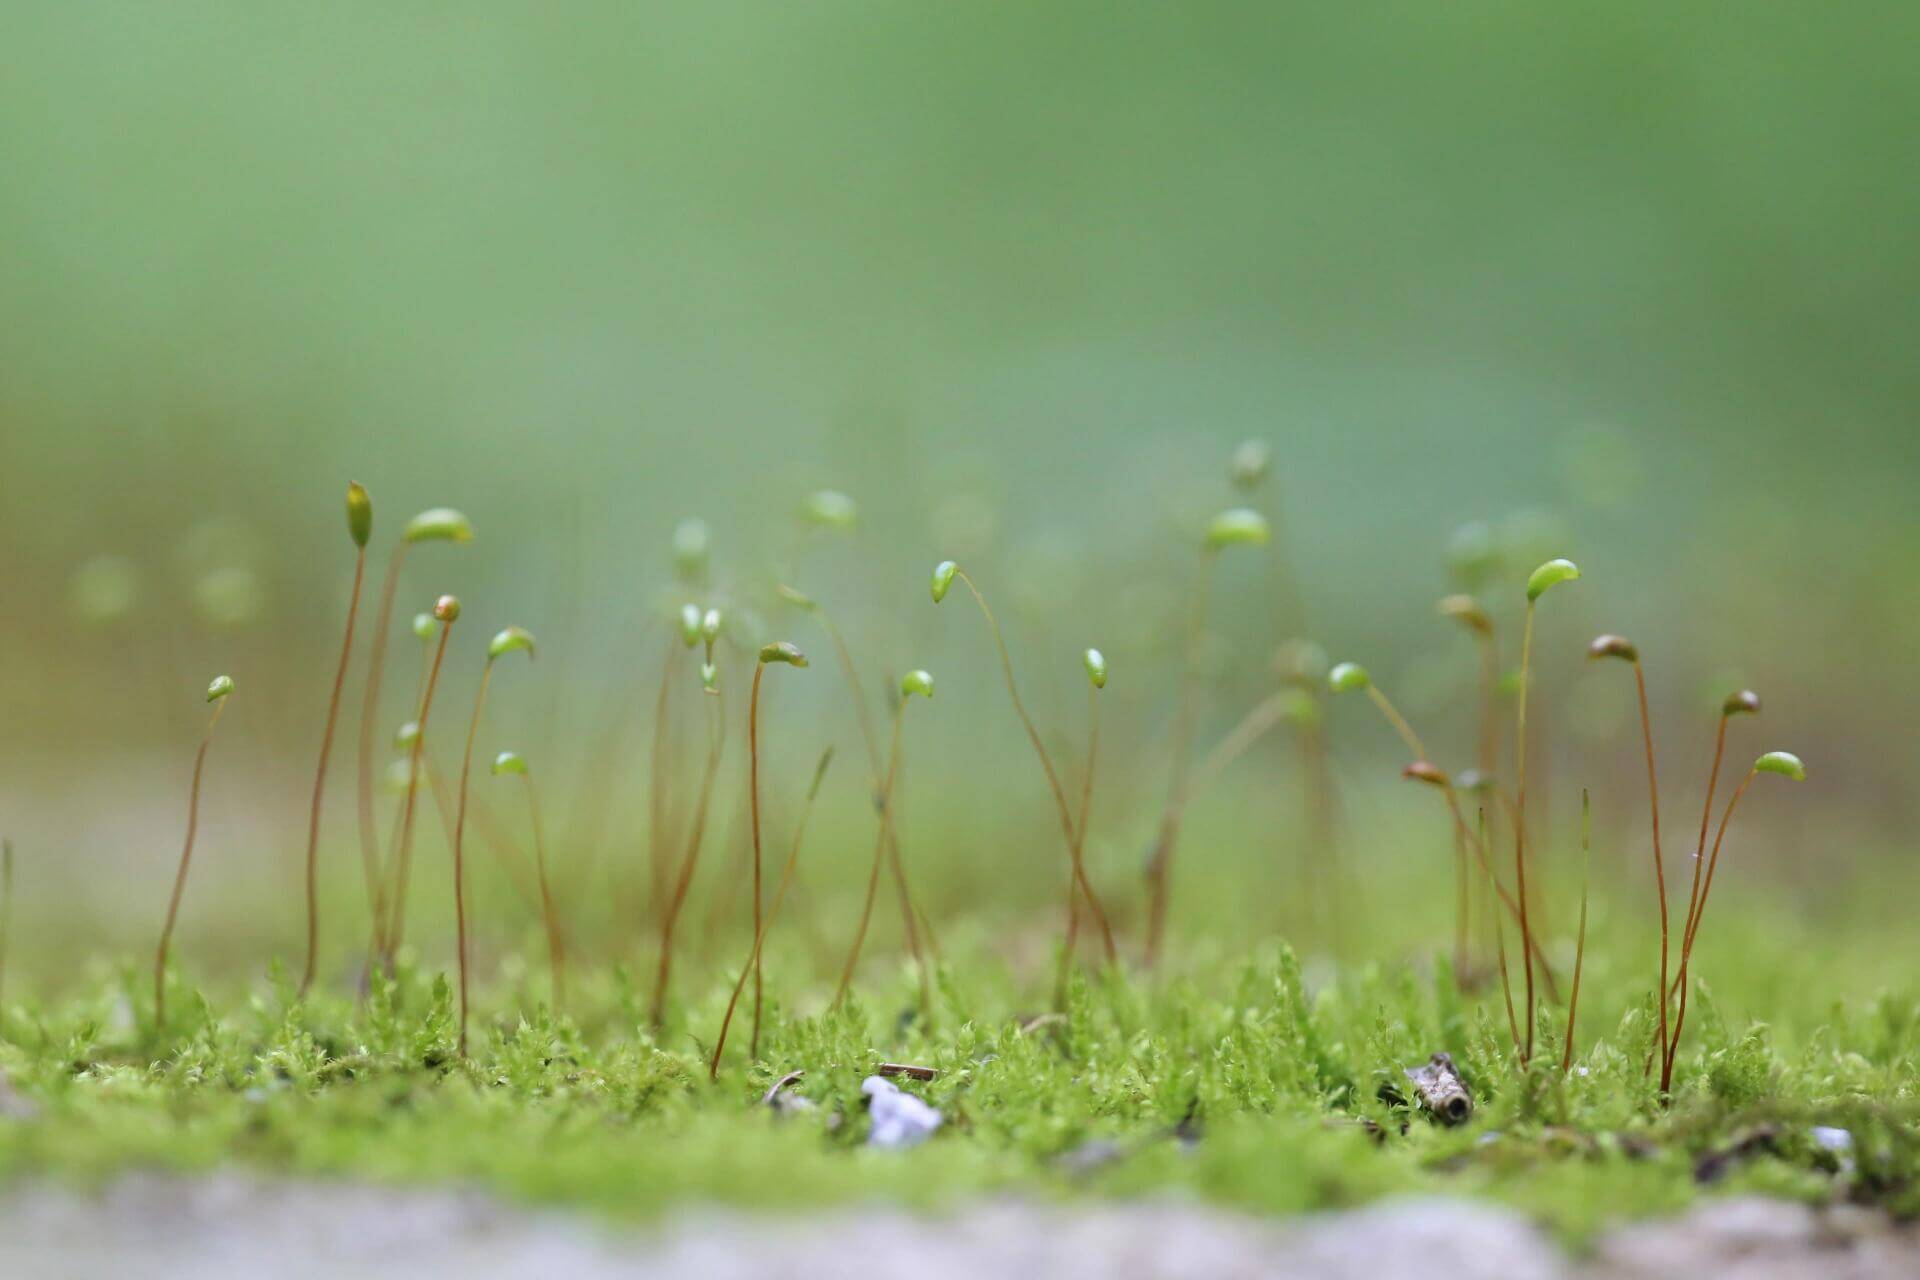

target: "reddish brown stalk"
[1147,555,1215,969]
[1480,806,1520,1058]
[1663,766,1759,1092]
[645,638,682,928]
[1628,660,1671,1080]
[836,702,909,1007]
[808,605,930,975]
[155,695,231,1031]
[1678,713,1732,985]
[1513,600,1539,1063]
[951,570,1116,966]
[514,766,565,1010]
[299,543,367,999]
[452,658,502,1057]
[710,747,832,1079]
[382,614,454,973]
[649,687,726,1029]
[746,664,772,1057]
[1562,789,1592,1073]
[1056,682,1101,1008]
[356,546,410,948]
[1437,786,1560,996]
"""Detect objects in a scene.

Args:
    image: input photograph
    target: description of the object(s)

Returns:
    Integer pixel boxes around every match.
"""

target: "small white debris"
[862,1075,942,1149]
[1811,1126,1853,1153]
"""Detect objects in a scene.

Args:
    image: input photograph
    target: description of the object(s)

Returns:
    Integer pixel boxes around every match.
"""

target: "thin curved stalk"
[155,698,229,1030]
[452,659,498,1057]
[1056,683,1101,1008]
[1562,789,1591,1073]
[711,747,832,1079]
[645,638,681,928]
[519,770,565,1010]
[1513,599,1538,1064]
[356,546,409,949]
[299,545,367,999]
[1436,785,1559,997]
[1629,660,1670,1079]
[1364,685,1427,760]
[650,687,726,1029]
[1147,553,1215,969]
[1663,766,1758,1092]
[382,619,453,973]
[953,569,1116,966]
[1678,714,1732,981]
[747,664,767,1058]
[813,607,932,975]
[836,703,906,1006]
[1480,806,1520,1058]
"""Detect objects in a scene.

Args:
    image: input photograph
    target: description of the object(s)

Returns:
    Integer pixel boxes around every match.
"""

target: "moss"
[0,933,1913,1245]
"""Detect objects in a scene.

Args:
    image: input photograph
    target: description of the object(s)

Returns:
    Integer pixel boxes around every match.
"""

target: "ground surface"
[2,1176,1915,1279]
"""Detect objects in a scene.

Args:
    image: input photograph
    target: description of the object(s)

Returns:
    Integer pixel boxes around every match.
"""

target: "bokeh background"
[2,4,1914,984]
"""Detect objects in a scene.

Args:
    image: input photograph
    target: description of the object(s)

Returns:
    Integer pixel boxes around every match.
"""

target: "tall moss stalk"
[451,625,535,1056]
[154,676,234,1031]
[933,563,1116,968]
[298,481,372,999]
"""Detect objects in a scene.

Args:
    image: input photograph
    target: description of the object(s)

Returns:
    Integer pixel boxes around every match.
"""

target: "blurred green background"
[1,4,1914,971]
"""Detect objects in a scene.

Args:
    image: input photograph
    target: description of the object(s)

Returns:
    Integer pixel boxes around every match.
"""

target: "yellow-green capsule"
[1754,750,1806,781]
[488,625,536,660]
[491,750,528,777]
[412,612,439,641]
[404,508,474,544]
[394,720,421,749]
[759,640,808,667]
[700,661,719,693]
[802,490,858,530]
[931,560,958,604]
[679,603,702,648]
[900,669,935,700]
[206,674,235,702]
[1083,648,1108,689]
[701,608,722,645]
[1205,508,1270,550]
[1525,557,1580,602]
[1327,661,1370,694]
[346,481,373,548]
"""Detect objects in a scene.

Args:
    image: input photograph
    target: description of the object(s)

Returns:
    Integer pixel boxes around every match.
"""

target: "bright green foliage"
[487,625,536,660]
[346,481,372,547]
[1755,750,1807,781]
[1327,661,1370,693]
[1204,507,1270,549]
[802,490,858,530]
[931,560,958,604]
[1525,557,1580,601]
[403,508,474,544]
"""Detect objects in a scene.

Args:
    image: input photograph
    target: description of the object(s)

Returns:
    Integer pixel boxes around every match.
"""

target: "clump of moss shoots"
[0,485,1910,1251]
